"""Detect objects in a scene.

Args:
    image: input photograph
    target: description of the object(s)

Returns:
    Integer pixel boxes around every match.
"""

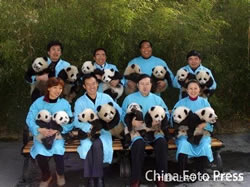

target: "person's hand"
[38,128,52,137]
[110,79,119,87]
[36,73,49,81]
[48,129,58,136]
[152,120,160,127]
[197,122,206,130]
[155,80,167,93]
[132,117,144,128]
[95,74,102,80]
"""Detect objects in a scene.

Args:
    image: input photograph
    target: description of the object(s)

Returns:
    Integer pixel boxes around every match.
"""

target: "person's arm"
[26,102,41,136]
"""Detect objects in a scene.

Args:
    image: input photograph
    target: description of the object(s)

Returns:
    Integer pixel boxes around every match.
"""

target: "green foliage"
[0,0,248,134]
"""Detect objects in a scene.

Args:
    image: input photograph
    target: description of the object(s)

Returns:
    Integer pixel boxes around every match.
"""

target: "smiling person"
[26,77,73,187]
[73,73,122,187]
[173,50,217,100]
[172,79,215,175]
[122,74,169,187]
[25,40,71,102]
[124,40,174,94]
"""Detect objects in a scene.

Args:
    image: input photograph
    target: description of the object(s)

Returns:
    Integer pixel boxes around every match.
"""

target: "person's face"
[94,50,106,65]
[140,42,152,59]
[83,77,98,96]
[48,85,63,99]
[137,77,152,96]
[187,56,201,69]
[48,45,62,62]
[186,82,200,98]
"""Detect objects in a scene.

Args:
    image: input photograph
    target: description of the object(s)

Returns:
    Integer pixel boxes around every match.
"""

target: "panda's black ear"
[164,66,167,70]
[184,109,188,115]
[97,105,101,112]
[66,67,72,72]
[139,105,143,109]
[151,106,155,111]
[152,67,155,71]
[81,114,85,118]
[58,69,68,80]
[206,71,210,76]
[43,57,48,61]
[183,69,187,72]
[108,102,113,106]
[163,108,166,111]
[90,113,94,120]
[91,61,95,66]
[37,114,41,119]
[201,109,206,116]
[54,113,57,118]
[110,68,114,72]
[196,71,200,75]
[131,64,135,68]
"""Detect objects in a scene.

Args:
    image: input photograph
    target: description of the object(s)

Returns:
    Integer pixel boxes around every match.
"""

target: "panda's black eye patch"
[45,115,48,119]
[38,62,43,66]
[209,114,212,118]
[71,74,74,77]
[178,115,181,119]
[204,78,207,81]
[104,113,108,117]
[60,117,63,121]
[90,113,94,119]
[155,114,159,118]
[87,67,90,70]
[82,114,85,118]
[199,78,202,81]
[111,111,114,115]
[38,114,41,118]
[161,71,163,73]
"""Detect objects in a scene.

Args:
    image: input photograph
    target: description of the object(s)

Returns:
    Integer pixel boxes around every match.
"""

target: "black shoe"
[96,177,104,187]
[87,178,95,187]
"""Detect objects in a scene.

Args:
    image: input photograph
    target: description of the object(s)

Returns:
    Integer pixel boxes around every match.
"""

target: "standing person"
[125,40,174,94]
[25,40,71,102]
[172,79,215,175]
[173,50,217,100]
[92,48,123,92]
[122,74,169,187]
[26,77,73,187]
[74,73,122,187]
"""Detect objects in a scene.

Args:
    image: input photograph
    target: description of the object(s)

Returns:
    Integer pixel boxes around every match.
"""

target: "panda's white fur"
[102,69,115,83]
[32,57,49,73]
[78,108,98,123]
[64,65,79,83]
[53,111,70,126]
[195,70,211,85]
[152,66,167,80]
[195,107,218,124]
[126,102,142,113]
[124,64,141,77]
[176,68,188,82]
[148,105,166,123]
[36,109,51,123]
[172,106,190,124]
[81,61,96,74]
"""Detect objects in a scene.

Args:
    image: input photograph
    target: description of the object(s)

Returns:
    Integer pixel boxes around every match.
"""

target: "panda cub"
[25,57,50,96]
[123,103,147,148]
[195,70,214,98]
[176,68,196,98]
[58,65,80,103]
[151,66,172,93]
[172,106,218,145]
[81,61,96,74]
[78,108,103,141]
[144,106,169,142]
[97,102,124,138]
[102,69,124,100]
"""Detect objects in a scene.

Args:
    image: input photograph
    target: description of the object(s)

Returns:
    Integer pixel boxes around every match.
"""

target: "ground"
[0,132,249,187]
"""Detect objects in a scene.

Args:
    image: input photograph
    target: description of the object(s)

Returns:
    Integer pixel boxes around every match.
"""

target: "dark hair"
[186,79,201,88]
[82,73,98,85]
[186,50,201,60]
[137,74,152,83]
[47,40,63,52]
[93,48,107,57]
[45,77,64,97]
[139,40,152,49]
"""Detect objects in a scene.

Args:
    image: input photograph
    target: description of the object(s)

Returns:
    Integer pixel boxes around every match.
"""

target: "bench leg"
[213,151,223,172]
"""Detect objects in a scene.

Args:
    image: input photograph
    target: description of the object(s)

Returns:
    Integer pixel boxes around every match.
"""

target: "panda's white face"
[53,111,70,125]
[149,106,166,122]
[78,108,98,123]
[81,61,95,74]
[124,64,141,76]
[102,69,115,83]
[172,106,190,124]
[97,103,116,123]
[195,107,218,123]
[152,66,166,79]
[126,103,142,113]
[196,70,210,85]
[32,57,48,73]
[36,110,51,123]
[65,65,79,82]
[177,68,188,81]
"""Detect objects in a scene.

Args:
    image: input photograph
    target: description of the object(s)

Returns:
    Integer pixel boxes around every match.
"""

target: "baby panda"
[58,65,81,103]
[151,66,172,93]
[101,69,124,100]
[25,57,50,96]
[172,106,217,145]
[97,102,124,139]
[195,70,214,98]
[124,64,142,82]
[78,108,103,141]
[81,61,96,74]
[144,106,169,142]
[176,68,196,98]
[123,103,147,149]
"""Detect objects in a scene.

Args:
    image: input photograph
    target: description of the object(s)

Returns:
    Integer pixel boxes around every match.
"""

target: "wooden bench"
[21,128,224,180]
